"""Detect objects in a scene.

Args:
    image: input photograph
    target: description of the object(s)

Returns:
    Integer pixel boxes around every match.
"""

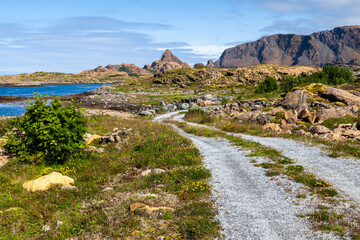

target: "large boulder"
[310,125,331,135]
[298,109,316,124]
[284,109,298,124]
[255,113,271,125]
[320,87,360,105]
[280,90,309,111]
[23,172,74,192]
[316,107,352,123]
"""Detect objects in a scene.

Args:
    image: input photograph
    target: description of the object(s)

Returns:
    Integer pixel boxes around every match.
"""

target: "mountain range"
[214,26,360,69]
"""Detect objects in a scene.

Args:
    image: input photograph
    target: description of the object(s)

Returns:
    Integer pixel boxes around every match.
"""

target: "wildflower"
[42,225,50,232]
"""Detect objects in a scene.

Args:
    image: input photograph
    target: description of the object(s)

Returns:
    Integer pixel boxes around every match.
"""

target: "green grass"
[321,115,360,130]
[0,116,220,239]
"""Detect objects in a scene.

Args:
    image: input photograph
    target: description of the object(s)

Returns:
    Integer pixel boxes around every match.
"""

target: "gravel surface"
[239,134,360,205]
[155,113,340,239]
[181,133,318,239]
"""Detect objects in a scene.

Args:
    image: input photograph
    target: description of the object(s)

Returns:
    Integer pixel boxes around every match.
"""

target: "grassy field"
[0,116,221,239]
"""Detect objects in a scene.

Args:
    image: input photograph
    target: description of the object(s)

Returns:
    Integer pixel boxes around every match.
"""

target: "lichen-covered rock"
[23,172,74,192]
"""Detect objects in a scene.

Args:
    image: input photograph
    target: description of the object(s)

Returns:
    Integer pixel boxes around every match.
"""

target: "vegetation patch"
[0,115,220,239]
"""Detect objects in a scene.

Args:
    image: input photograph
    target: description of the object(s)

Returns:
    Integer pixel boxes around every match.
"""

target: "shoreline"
[0,82,119,87]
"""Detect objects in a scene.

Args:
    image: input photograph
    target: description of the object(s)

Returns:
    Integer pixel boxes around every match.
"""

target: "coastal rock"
[23,172,74,192]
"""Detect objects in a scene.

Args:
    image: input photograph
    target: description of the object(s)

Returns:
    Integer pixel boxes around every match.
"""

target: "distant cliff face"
[215,26,360,68]
[145,49,191,72]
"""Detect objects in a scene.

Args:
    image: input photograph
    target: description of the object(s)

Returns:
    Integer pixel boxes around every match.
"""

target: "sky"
[0,0,359,74]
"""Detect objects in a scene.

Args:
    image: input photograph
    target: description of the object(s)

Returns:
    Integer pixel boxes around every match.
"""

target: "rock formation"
[215,26,360,68]
[194,63,205,68]
[206,60,215,68]
[81,63,150,76]
[146,49,191,72]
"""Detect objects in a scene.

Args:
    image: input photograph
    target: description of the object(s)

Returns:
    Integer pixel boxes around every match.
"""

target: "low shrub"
[5,95,87,164]
[255,77,278,94]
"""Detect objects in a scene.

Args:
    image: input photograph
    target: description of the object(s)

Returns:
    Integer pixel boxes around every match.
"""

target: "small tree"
[255,77,278,94]
[5,95,87,164]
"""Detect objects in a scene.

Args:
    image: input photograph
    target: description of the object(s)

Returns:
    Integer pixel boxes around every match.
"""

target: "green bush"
[255,77,278,94]
[5,95,87,164]
[280,65,354,94]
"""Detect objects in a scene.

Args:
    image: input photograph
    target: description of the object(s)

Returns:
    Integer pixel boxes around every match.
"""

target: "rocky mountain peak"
[147,49,191,72]
[160,49,182,64]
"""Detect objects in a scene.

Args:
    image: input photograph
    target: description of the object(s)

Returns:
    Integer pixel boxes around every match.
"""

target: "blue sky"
[0,0,359,74]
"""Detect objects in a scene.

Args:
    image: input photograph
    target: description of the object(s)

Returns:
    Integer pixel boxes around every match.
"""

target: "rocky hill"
[81,63,151,77]
[215,26,360,68]
[151,63,319,88]
[144,49,191,72]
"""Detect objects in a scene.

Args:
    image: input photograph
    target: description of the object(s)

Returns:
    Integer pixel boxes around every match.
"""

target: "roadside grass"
[0,115,220,239]
[184,111,360,159]
[172,121,360,236]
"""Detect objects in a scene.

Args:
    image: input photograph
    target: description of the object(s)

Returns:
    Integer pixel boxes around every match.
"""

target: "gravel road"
[179,133,317,239]
[239,134,360,205]
[155,113,339,239]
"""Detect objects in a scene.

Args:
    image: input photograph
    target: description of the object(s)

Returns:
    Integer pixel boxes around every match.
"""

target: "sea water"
[0,84,102,116]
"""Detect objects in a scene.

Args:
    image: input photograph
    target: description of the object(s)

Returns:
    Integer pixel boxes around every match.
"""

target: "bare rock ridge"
[145,49,191,72]
[81,63,150,76]
[215,26,360,68]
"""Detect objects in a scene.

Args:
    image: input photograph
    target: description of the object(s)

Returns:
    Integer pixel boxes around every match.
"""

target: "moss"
[295,83,326,94]
[334,102,346,107]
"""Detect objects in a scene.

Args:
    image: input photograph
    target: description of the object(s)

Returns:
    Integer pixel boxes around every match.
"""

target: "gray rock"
[310,125,331,135]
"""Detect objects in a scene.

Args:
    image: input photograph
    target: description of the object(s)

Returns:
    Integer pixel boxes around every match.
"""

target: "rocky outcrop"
[206,60,215,68]
[147,49,191,72]
[81,63,150,76]
[215,26,360,68]
[320,87,360,105]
